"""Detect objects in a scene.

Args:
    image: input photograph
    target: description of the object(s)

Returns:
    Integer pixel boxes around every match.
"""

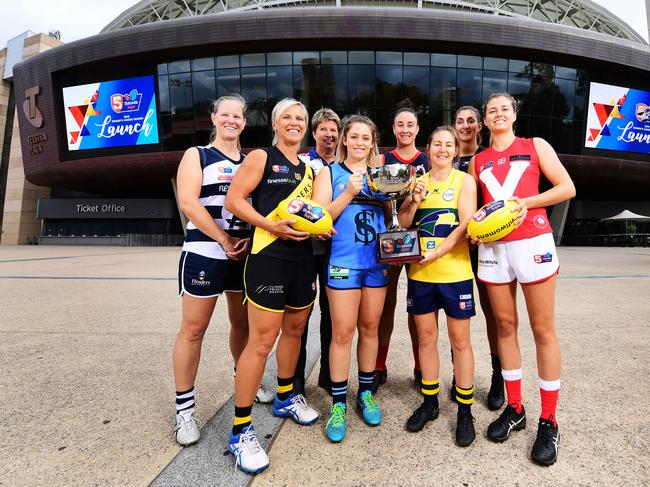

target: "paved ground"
[0,246,648,486]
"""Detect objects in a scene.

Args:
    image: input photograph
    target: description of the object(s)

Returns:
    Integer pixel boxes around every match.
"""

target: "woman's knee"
[531,322,558,347]
[332,326,355,346]
[180,319,209,343]
[495,314,518,337]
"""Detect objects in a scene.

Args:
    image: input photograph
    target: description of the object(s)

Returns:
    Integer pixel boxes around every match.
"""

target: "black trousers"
[295,253,331,384]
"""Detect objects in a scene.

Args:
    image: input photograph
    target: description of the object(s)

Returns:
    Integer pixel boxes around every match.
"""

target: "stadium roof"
[102,0,646,43]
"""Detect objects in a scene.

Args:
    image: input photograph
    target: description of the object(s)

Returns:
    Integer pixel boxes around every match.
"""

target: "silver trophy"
[364,164,422,264]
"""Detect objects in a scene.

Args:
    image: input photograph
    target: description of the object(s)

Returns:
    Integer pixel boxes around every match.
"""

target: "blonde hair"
[271,98,308,145]
[336,115,380,167]
[210,95,247,148]
[311,108,342,132]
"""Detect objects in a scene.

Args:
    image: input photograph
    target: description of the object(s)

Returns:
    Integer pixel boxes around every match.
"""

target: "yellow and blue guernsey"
[329,162,386,270]
[408,168,473,283]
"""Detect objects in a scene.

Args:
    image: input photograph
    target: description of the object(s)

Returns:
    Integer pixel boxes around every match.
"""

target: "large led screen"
[585,82,650,155]
[63,75,158,151]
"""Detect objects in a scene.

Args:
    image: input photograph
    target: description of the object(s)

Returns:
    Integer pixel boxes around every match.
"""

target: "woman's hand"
[509,196,528,228]
[269,219,310,241]
[226,237,250,260]
[314,227,337,241]
[219,235,237,254]
[346,172,364,196]
[411,179,427,205]
[420,248,441,265]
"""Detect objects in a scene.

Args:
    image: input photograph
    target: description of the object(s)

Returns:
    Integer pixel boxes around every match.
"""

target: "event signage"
[36,199,176,219]
[63,75,159,151]
[585,82,650,155]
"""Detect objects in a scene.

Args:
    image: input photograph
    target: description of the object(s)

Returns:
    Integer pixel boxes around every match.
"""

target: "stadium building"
[2,0,649,245]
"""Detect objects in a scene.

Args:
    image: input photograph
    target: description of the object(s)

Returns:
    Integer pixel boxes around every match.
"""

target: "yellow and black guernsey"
[408,168,473,283]
[250,146,314,261]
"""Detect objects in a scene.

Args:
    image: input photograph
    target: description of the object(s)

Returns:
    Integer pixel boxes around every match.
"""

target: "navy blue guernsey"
[383,149,429,174]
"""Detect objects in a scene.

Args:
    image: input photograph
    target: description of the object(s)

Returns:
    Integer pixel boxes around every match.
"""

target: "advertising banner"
[585,82,650,155]
[63,75,158,151]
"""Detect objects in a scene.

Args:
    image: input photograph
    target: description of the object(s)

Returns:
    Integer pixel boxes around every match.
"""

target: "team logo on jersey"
[533,215,548,228]
[198,271,205,281]
[534,252,553,264]
[443,188,455,201]
[432,188,440,194]
[636,103,650,122]
[295,173,302,181]
[459,300,473,310]
[426,241,436,249]
[218,167,233,173]
[480,161,493,172]
[218,175,233,182]
[191,270,210,286]
[329,266,349,280]
[497,157,506,165]
[339,184,346,190]
[272,165,289,173]
[460,294,472,300]
[510,154,531,161]
[354,210,377,245]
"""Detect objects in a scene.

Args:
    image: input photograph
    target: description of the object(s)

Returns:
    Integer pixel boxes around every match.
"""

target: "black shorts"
[244,254,316,312]
[178,251,244,298]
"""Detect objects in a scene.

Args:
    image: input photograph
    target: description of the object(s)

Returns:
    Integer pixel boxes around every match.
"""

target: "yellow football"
[468,200,519,242]
[276,197,333,235]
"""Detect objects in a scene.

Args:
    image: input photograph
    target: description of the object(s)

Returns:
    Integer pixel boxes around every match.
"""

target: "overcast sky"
[0,0,647,47]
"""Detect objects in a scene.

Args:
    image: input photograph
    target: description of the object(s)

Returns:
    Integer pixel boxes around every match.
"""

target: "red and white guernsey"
[473,137,552,241]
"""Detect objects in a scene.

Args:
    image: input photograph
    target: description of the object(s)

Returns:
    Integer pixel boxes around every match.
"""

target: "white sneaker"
[228,425,270,474]
[174,409,200,446]
[255,384,275,404]
[272,393,319,425]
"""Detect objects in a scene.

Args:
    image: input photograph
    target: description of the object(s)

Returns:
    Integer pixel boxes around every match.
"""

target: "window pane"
[532,62,554,77]
[241,67,268,145]
[482,70,508,101]
[377,51,402,65]
[457,69,482,108]
[192,70,216,130]
[191,58,214,71]
[241,53,265,67]
[430,67,456,126]
[458,55,482,69]
[555,66,577,80]
[169,72,193,133]
[241,67,266,102]
[157,75,170,113]
[168,60,191,74]
[267,52,292,66]
[509,59,530,74]
[403,66,429,108]
[216,68,241,97]
[216,55,239,69]
[431,54,456,67]
[267,66,293,102]
[293,65,321,111]
[484,57,508,71]
[349,51,374,64]
[507,72,531,113]
[157,63,168,76]
[553,78,575,119]
[552,118,573,153]
[293,51,319,65]
[348,64,375,112]
[320,64,347,111]
[529,74,555,117]
[321,51,347,64]
[376,65,402,108]
[404,52,429,66]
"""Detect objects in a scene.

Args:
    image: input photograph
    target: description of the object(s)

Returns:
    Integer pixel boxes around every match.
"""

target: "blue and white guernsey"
[182,145,251,260]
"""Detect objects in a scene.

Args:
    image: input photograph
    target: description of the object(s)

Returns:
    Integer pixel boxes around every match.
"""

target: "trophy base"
[377,229,423,264]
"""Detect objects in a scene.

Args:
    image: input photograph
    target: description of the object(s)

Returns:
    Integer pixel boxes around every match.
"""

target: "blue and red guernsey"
[383,150,429,174]
[473,137,552,241]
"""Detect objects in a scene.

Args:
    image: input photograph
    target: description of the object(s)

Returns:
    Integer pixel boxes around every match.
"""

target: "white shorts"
[477,233,559,285]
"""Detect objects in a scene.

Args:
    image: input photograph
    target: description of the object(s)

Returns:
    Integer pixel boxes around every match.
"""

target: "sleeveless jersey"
[383,149,429,175]
[408,169,473,284]
[250,146,314,261]
[182,145,250,260]
[329,162,386,270]
[473,137,551,241]
[453,146,485,173]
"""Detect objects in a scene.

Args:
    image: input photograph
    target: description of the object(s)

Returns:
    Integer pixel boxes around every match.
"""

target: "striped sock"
[277,376,293,401]
[455,384,474,413]
[331,380,348,405]
[232,404,252,436]
[502,368,523,413]
[539,378,561,425]
[175,387,195,415]
[421,378,440,407]
[358,370,374,395]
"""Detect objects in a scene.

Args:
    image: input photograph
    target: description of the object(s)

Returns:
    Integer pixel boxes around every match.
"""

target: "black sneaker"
[456,411,476,447]
[406,401,439,432]
[413,369,422,391]
[487,370,505,410]
[487,405,526,442]
[370,369,387,394]
[531,419,560,466]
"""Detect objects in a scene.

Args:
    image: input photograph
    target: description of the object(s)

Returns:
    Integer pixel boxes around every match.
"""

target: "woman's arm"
[397,178,426,228]
[225,149,309,241]
[177,147,235,253]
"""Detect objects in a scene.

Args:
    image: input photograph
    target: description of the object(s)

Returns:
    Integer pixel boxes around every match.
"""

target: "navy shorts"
[326,264,390,290]
[178,251,244,298]
[406,279,476,319]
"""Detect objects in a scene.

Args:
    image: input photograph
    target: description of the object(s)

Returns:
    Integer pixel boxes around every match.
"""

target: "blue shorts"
[406,279,476,318]
[178,251,244,298]
[326,264,390,290]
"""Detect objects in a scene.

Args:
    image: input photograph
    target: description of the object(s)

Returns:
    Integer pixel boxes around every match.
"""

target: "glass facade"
[157,51,585,152]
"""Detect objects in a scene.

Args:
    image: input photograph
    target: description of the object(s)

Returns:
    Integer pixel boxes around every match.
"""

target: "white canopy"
[601,210,650,221]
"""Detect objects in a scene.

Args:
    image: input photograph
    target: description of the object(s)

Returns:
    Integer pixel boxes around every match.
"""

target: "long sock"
[276,376,293,401]
[358,370,374,395]
[375,344,389,371]
[331,380,348,405]
[455,384,474,414]
[539,378,560,426]
[421,378,440,407]
[490,353,501,373]
[176,387,195,414]
[502,368,523,413]
[411,343,421,371]
[232,404,252,435]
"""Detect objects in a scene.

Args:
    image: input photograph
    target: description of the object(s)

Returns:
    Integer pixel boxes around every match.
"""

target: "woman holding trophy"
[397,126,478,447]
[312,115,389,443]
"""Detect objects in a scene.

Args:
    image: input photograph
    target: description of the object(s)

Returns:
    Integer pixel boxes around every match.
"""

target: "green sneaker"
[325,402,347,442]
[357,390,382,426]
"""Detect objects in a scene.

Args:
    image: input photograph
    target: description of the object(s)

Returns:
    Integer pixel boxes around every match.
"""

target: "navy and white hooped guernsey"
[182,145,250,260]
